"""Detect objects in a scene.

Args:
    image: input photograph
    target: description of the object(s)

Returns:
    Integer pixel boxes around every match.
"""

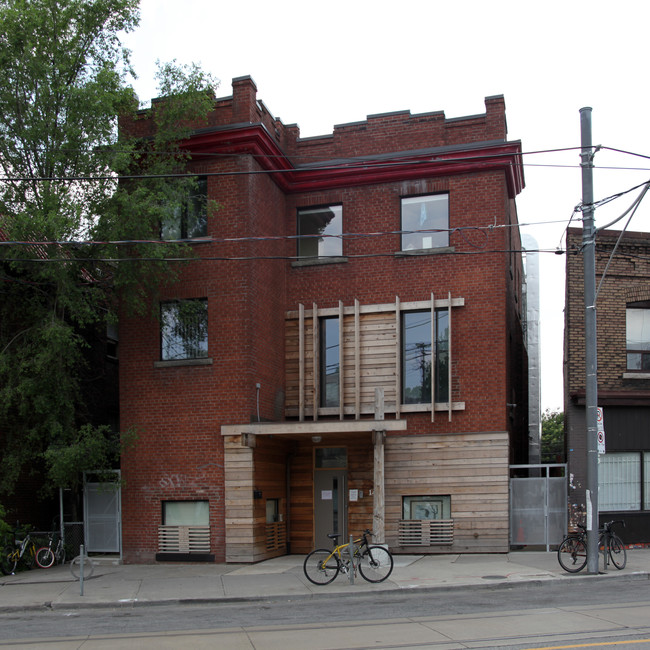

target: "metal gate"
[510,464,567,551]
[83,472,121,554]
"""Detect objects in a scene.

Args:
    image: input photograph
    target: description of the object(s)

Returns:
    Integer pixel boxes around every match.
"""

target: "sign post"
[597,407,605,454]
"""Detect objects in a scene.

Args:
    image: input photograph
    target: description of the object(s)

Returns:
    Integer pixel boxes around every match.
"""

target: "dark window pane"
[315,447,347,468]
[298,205,342,257]
[402,311,432,403]
[435,310,449,402]
[402,309,449,404]
[161,176,208,240]
[161,299,208,360]
[321,317,340,407]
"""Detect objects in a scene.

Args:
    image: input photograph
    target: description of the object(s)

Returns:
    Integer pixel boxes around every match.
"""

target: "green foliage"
[0,0,217,496]
[541,409,565,463]
[0,504,11,541]
[43,424,137,490]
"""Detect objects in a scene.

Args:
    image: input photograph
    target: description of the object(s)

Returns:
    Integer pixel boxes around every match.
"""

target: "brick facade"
[119,77,528,562]
[565,227,650,541]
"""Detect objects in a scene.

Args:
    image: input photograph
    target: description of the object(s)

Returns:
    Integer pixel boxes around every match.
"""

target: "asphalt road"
[2,578,650,648]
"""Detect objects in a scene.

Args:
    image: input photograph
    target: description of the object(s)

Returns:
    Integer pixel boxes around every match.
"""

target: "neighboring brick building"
[565,227,650,542]
[118,76,528,563]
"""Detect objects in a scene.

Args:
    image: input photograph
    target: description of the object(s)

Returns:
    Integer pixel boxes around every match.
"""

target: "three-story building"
[119,76,528,563]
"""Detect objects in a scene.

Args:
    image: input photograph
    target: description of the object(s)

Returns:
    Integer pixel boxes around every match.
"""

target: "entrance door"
[314,470,347,549]
[84,474,121,554]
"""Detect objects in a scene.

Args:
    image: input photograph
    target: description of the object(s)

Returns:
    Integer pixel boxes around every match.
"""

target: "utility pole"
[580,107,599,574]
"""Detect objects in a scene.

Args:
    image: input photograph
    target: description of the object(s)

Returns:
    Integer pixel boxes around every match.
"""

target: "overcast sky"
[123,0,650,413]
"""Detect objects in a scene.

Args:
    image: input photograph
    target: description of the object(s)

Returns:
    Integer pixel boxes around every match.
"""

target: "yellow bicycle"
[303,529,393,585]
[1,533,39,575]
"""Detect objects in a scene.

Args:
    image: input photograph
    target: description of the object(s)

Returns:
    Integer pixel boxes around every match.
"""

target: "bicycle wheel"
[557,536,587,573]
[35,546,55,569]
[358,545,393,583]
[303,549,340,585]
[1,546,17,575]
[608,535,627,570]
[70,554,94,579]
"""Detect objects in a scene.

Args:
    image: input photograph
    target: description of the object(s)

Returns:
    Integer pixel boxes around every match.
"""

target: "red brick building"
[119,76,528,563]
[565,227,650,541]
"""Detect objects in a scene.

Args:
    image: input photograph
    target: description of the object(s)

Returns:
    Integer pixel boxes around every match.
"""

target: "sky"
[122,0,650,413]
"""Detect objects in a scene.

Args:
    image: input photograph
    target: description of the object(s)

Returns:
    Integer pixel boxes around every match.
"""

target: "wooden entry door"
[314,470,347,549]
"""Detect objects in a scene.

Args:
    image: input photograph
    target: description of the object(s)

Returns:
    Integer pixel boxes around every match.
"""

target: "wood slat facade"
[285,296,465,420]
[385,433,510,553]
[223,428,510,561]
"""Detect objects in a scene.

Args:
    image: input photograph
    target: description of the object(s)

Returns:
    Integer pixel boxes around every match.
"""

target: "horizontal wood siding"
[357,312,397,412]
[225,436,291,562]
[385,433,510,553]
[224,436,255,562]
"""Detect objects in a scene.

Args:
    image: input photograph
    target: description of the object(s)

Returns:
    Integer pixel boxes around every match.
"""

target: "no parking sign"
[597,407,606,454]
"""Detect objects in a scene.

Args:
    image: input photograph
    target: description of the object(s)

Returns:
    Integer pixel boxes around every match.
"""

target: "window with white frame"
[401,194,449,251]
[402,309,449,404]
[599,452,642,511]
[626,302,650,371]
[161,176,208,240]
[160,299,208,361]
[297,205,342,258]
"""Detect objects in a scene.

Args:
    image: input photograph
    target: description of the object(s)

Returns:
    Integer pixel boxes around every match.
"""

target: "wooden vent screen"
[158,525,210,553]
[398,519,454,546]
[266,522,287,552]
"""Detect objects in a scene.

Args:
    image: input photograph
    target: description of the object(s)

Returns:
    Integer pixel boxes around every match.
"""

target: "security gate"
[510,464,567,550]
[83,472,121,554]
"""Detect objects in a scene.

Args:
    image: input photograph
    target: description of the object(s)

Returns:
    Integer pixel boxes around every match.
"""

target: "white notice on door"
[321,490,332,500]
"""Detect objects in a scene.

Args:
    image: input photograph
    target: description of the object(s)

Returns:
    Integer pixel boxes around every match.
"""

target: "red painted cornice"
[184,124,524,197]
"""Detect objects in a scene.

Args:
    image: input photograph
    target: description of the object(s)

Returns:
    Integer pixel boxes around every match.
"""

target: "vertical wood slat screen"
[286,296,463,419]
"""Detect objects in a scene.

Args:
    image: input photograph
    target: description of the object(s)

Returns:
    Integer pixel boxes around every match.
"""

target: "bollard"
[348,535,354,585]
[79,544,84,596]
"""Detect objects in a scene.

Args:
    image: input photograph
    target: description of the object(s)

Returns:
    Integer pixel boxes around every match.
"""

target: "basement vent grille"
[158,525,210,553]
[398,519,454,546]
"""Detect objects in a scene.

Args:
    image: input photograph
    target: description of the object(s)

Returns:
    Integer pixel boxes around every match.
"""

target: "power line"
[0,146,584,183]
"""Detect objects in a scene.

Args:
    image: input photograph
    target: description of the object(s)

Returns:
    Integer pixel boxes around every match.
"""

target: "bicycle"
[35,533,66,569]
[557,520,626,573]
[303,529,393,585]
[1,533,39,575]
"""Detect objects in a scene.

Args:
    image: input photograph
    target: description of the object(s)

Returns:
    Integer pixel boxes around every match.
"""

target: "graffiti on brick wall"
[158,462,223,490]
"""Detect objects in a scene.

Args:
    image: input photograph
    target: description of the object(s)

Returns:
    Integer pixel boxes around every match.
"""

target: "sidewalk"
[2,548,649,611]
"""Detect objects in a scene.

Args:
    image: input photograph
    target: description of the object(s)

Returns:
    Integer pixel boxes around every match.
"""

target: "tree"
[541,409,565,463]
[0,0,217,498]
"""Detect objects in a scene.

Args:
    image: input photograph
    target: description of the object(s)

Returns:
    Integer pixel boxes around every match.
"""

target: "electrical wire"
[595,182,650,301]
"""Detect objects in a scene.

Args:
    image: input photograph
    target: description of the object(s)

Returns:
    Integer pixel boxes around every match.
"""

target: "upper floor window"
[401,194,449,251]
[161,176,208,240]
[297,205,342,258]
[320,316,340,407]
[626,302,650,370]
[402,309,449,404]
[161,299,208,361]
